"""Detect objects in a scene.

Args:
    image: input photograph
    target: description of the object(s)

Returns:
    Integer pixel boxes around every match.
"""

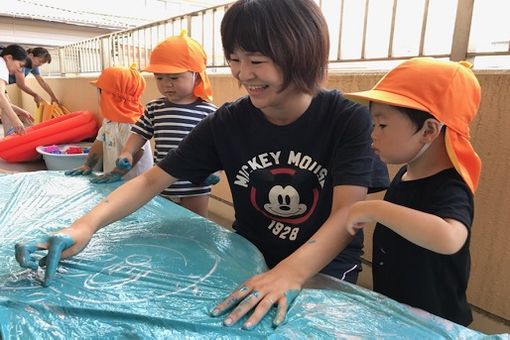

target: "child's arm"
[0,82,26,135]
[16,166,177,286]
[346,200,468,255]
[65,140,103,176]
[118,133,148,168]
[89,133,148,184]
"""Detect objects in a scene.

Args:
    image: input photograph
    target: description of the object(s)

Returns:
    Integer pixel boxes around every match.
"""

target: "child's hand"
[204,173,220,185]
[90,158,132,184]
[115,157,132,171]
[65,165,92,176]
[346,201,374,235]
[210,263,302,330]
[90,171,123,184]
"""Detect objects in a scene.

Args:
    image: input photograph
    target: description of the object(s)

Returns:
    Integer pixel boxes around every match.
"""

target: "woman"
[1,44,33,135]
[9,47,60,106]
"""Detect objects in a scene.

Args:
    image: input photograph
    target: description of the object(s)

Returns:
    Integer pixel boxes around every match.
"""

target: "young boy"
[344,57,481,326]
[65,65,153,181]
[101,30,217,217]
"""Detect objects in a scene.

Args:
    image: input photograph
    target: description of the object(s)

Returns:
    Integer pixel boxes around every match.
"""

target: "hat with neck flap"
[345,57,482,193]
[143,29,213,102]
[91,64,146,124]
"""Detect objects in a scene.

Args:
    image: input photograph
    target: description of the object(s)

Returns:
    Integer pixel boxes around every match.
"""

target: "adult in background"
[9,47,60,106]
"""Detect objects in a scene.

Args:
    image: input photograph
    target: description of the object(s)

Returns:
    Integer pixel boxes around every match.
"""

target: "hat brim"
[344,89,430,113]
[445,129,481,193]
[347,89,481,193]
[89,80,98,86]
[143,64,190,74]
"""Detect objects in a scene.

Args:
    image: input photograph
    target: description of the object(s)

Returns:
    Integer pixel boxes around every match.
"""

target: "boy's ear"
[421,118,444,142]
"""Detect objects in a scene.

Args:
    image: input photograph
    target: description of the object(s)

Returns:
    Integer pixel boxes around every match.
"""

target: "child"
[15,0,388,329]
[97,30,218,218]
[9,47,60,106]
[65,65,153,181]
[343,57,481,326]
[0,45,33,135]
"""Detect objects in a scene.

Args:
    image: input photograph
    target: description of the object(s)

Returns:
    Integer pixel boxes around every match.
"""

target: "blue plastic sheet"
[0,172,507,339]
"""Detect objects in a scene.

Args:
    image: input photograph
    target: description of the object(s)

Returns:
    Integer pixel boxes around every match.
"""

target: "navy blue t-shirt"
[373,166,473,325]
[159,89,389,279]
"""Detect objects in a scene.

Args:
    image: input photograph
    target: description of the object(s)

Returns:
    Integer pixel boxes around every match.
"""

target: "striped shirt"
[132,98,217,198]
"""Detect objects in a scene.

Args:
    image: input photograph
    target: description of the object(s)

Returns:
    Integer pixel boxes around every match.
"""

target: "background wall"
[8,70,510,333]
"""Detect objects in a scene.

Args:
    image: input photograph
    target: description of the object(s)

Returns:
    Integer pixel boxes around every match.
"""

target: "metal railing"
[42,0,510,76]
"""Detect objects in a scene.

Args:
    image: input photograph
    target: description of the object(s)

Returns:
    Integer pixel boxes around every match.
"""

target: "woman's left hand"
[210,263,302,330]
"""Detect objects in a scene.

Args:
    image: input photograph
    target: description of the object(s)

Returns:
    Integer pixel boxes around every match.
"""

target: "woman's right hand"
[14,223,96,287]
[33,94,43,106]
[11,118,26,135]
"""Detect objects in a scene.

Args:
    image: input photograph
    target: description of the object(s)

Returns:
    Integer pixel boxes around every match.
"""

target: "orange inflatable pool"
[0,111,99,163]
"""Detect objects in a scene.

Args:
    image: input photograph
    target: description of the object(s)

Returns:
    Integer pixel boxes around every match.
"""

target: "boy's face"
[370,102,426,164]
[154,72,197,104]
[228,48,299,119]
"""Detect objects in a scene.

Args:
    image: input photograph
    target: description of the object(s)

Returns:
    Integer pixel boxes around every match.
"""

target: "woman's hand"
[33,94,43,107]
[15,223,96,287]
[210,263,303,329]
[15,107,34,125]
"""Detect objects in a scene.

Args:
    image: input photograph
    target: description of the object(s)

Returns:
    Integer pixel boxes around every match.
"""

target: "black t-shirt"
[159,89,389,278]
[373,166,474,326]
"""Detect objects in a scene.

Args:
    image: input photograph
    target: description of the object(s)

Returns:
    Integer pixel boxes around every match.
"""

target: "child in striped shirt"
[103,30,217,217]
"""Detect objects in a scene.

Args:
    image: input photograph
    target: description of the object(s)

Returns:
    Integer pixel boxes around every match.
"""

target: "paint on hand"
[115,158,132,170]
[273,289,300,327]
[90,172,123,184]
[14,234,74,287]
[210,294,243,317]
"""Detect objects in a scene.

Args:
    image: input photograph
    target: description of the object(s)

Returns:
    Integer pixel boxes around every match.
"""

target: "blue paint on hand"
[14,234,74,287]
[90,172,123,184]
[204,174,220,185]
[65,167,92,176]
[273,289,300,328]
[115,158,132,171]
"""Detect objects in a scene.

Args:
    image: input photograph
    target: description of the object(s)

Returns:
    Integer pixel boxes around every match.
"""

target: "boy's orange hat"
[345,57,481,193]
[144,29,213,102]
[91,65,146,124]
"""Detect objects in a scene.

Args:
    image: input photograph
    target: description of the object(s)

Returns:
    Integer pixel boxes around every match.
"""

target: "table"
[0,172,502,338]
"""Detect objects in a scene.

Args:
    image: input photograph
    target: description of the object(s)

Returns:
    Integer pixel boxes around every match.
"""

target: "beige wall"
[10,71,510,326]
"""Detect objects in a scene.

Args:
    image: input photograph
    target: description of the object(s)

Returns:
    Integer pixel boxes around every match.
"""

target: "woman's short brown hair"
[221,0,329,95]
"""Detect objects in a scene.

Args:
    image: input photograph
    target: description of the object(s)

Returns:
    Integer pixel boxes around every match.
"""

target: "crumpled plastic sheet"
[0,172,507,339]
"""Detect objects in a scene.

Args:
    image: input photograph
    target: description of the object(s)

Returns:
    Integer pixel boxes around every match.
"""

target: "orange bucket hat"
[91,64,146,124]
[143,29,213,102]
[345,57,481,193]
